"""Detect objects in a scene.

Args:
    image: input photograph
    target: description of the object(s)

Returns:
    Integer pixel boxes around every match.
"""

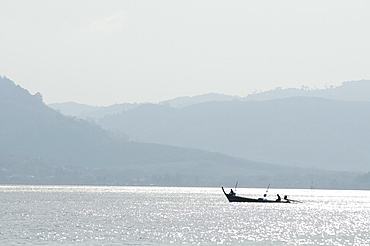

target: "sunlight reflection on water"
[0,186,369,245]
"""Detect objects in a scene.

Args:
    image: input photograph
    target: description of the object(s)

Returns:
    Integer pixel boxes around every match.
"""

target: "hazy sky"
[1,0,369,106]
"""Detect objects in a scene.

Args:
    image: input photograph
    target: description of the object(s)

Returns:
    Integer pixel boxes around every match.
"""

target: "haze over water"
[1,186,369,245]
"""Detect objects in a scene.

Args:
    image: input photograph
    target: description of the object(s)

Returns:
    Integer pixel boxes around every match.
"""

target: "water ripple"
[0,186,369,245]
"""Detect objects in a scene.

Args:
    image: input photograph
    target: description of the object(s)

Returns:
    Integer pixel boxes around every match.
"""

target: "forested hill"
[0,76,110,164]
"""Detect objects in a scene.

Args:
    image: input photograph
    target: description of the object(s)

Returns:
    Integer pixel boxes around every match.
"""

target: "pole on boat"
[264,183,270,197]
[235,181,238,192]
[266,183,270,193]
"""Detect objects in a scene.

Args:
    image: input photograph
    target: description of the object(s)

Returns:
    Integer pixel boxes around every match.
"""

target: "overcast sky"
[1,0,369,106]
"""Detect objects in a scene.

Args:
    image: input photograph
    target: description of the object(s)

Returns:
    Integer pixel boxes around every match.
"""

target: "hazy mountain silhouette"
[50,80,370,122]
[2,76,369,188]
[160,93,239,108]
[48,93,237,121]
[2,76,342,188]
[99,97,370,173]
[48,102,98,117]
[49,102,141,121]
[0,76,113,165]
[244,80,370,101]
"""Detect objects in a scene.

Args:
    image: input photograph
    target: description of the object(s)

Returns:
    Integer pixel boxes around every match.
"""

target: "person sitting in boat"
[229,189,236,196]
[276,194,281,202]
[258,194,268,201]
[284,195,289,201]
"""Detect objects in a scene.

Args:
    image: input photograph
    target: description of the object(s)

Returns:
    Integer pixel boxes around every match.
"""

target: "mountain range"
[49,80,370,121]
[50,80,370,172]
[1,76,370,189]
[98,97,370,172]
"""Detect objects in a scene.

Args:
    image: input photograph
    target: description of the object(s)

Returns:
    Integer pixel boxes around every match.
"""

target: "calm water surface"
[0,185,369,245]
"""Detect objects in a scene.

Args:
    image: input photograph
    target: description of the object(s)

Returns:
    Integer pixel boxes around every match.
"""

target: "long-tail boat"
[222,187,290,203]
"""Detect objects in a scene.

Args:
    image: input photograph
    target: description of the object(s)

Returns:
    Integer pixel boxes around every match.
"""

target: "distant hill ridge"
[49,80,370,121]
[244,80,370,101]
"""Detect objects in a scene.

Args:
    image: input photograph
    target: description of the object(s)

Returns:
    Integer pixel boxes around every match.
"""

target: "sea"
[0,185,369,246]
